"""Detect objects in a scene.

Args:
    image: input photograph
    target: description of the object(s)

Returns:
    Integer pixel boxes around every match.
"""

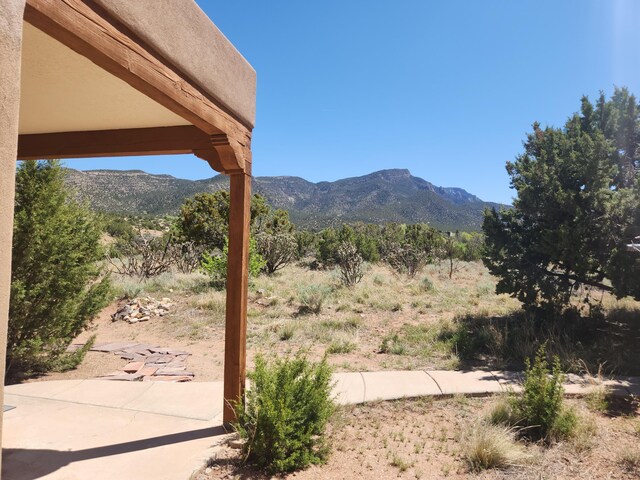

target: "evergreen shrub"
[234,353,335,473]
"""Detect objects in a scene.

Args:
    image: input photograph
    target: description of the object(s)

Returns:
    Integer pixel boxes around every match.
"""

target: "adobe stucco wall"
[93,0,257,128]
[0,0,25,468]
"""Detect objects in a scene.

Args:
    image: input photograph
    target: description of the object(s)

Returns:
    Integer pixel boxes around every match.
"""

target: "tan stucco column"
[0,0,26,469]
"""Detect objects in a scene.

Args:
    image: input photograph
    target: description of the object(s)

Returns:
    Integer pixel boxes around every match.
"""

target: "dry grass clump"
[461,422,526,471]
[112,261,640,379]
[189,290,226,316]
[487,397,520,427]
[326,338,357,354]
[297,284,331,315]
[618,448,640,472]
[569,414,597,453]
[378,318,468,368]
[111,270,209,299]
[585,384,610,413]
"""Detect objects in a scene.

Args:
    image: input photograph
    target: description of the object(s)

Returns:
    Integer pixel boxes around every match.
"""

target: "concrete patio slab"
[426,370,502,395]
[122,381,224,420]
[2,392,229,480]
[563,373,600,396]
[601,379,632,396]
[361,371,441,402]
[1,380,85,399]
[332,372,365,405]
[29,379,153,408]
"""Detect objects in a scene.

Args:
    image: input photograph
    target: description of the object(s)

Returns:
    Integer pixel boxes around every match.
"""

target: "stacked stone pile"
[111,297,174,324]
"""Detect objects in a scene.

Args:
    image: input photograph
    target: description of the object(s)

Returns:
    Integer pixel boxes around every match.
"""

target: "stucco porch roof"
[20,0,256,135]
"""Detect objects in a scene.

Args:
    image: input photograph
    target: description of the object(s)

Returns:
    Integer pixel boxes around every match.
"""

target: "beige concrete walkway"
[3,370,639,479]
[331,370,640,404]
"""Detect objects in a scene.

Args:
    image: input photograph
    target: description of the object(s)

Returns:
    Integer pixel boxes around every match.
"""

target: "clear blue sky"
[68,0,640,204]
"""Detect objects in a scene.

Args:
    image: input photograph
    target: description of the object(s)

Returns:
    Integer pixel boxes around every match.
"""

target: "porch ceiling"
[19,23,191,135]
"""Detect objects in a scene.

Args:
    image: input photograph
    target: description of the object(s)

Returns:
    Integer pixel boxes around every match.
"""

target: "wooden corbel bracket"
[194,134,252,176]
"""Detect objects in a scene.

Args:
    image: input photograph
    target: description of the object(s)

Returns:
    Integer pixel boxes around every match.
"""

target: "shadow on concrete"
[2,425,226,480]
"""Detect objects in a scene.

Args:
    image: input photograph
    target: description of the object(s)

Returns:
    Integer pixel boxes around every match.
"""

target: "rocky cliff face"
[64,168,508,231]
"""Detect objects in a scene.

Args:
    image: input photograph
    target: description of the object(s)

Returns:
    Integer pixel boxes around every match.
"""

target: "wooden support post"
[223,172,251,424]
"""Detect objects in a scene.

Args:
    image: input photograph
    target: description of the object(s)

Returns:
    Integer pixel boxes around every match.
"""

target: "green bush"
[255,231,297,275]
[102,213,135,241]
[8,161,110,380]
[547,407,578,443]
[200,237,265,290]
[491,344,575,442]
[234,353,335,473]
[518,344,565,440]
[176,192,271,251]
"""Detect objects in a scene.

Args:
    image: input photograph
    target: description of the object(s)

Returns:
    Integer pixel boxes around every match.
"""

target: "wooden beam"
[23,0,251,162]
[223,172,251,425]
[18,126,214,160]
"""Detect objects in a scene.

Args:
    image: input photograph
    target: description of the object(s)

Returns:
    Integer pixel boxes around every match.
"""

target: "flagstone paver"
[90,342,194,382]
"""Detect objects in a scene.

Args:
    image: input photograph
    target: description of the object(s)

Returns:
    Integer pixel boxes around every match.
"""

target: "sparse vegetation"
[204,394,638,479]
[585,384,611,413]
[619,448,640,472]
[379,320,470,367]
[327,339,357,354]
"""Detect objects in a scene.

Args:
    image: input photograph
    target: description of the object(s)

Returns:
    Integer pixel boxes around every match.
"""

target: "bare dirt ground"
[29,261,640,384]
[31,262,521,383]
[194,396,640,480]
[23,261,640,479]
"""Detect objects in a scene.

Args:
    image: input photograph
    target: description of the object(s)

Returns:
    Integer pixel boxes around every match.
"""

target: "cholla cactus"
[336,241,364,286]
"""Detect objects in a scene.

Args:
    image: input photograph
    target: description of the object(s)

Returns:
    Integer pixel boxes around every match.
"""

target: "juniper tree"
[483,89,640,312]
[177,191,269,251]
[8,160,110,379]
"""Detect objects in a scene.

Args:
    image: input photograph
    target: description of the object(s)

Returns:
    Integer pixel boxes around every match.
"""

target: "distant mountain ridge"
[64,168,508,231]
